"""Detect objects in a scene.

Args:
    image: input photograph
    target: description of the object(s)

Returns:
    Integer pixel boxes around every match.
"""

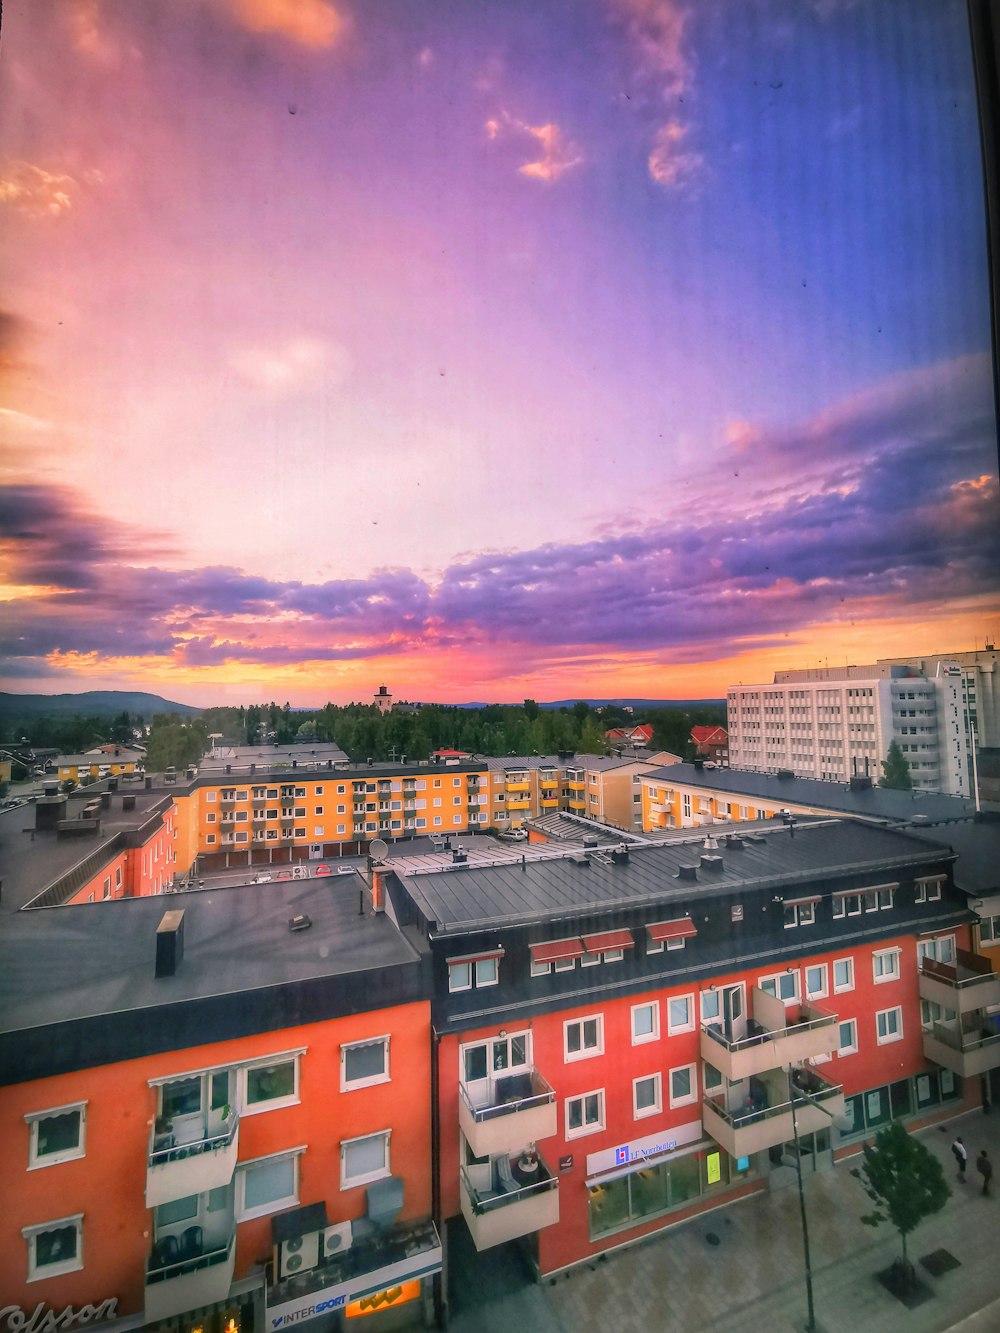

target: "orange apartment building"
[0,851,438,1330]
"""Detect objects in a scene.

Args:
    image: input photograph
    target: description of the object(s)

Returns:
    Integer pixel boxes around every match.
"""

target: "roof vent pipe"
[155,910,185,978]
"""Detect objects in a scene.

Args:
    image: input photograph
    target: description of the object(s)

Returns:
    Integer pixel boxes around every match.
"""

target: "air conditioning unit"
[321,1221,354,1259]
[278,1230,320,1279]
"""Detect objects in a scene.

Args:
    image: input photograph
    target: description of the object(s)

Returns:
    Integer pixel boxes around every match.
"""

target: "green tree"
[523,698,540,722]
[879,741,912,790]
[854,1121,949,1284]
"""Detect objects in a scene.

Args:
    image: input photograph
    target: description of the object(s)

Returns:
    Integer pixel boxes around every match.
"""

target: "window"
[832,892,861,918]
[759,972,798,1003]
[27,1103,86,1169]
[833,957,854,993]
[565,1090,605,1138]
[783,899,817,928]
[341,1130,391,1189]
[917,936,956,967]
[876,1007,903,1045]
[241,1056,299,1113]
[633,1073,662,1119]
[915,876,944,903]
[315,806,324,815]
[804,965,827,1000]
[23,1215,83,1282]
[838,1019,858,1056]
[237,1149,301,1220]
[448,953,501,991]
[669,1064,698,1108]
[667,994,695,1034]
[873,948,901,983]
[341,1037,390,1091]
[632,1002,659,1045]
[565,1015,604,1061]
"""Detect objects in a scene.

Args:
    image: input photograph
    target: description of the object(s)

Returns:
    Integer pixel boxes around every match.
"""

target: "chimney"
[155,910,185,978]
[145,776,153,790]
[107,777,118,793]
[611,845,630,866]
[371,868,386,913]
[123,794,136,811]
[677,864,699,881]
[100,791,112,810]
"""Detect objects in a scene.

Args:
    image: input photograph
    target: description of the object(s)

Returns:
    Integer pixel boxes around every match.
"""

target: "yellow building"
[54,749,144,785]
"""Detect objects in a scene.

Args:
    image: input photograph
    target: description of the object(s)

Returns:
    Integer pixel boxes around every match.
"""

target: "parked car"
[498,828,528,842]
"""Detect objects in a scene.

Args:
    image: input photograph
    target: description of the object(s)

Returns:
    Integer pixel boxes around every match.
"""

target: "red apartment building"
[382,821,979,1289]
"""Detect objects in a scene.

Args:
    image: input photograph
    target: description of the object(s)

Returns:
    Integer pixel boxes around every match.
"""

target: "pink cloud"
[226,0,346,48]
[486,112,583,183]
[647,120,703,189]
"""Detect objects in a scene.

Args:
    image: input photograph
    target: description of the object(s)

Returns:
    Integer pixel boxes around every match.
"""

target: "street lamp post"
[788,1070,818,1333]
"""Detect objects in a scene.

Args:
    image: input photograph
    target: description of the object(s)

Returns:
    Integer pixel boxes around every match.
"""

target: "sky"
[0,0,998,707]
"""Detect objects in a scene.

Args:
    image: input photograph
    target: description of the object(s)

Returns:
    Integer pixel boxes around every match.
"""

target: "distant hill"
[0,691,202,719]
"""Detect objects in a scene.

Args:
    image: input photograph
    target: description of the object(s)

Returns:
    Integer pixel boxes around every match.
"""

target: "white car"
[498,828,528,842]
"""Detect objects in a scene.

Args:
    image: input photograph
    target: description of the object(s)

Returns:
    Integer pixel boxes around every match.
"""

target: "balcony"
[460,1154,559,1251]
[702,1068,845,1158]
[144,1229,236,1322]
[146,1115,240,1207]
[507,798,531,811]
[280,796,295,808]
[541,798,559,809]
[923,1015,1000,1078]
[459,1068,557,1159]
[505,780,531,793]
[566,780,585,791]
[700,991,839,1082]
[919,949,1000,1015]
[567,798,586,811]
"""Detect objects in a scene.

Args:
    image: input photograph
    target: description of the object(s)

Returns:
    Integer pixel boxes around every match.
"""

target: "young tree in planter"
[854,1121,950,1286]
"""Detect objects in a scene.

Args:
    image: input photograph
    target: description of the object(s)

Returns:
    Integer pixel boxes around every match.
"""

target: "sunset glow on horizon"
[1,0,998,707]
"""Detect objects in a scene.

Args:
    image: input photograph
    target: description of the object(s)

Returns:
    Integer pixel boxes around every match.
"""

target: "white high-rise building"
[878,646,999,748]
[726,661,970,795]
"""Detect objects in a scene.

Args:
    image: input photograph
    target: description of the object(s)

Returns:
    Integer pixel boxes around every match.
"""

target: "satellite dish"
[370,838,389,863]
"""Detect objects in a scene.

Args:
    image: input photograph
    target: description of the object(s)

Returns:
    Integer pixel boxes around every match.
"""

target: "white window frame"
[804,964,828,1000]
[340,1036,390,1091]
[564,1014,604,1062]
[23,1213,84,1282]
[240,1055,301,1115]
[915,876,944,903]
[833,957,854,993]
[448,955,499,992]
[340,1129,391,1190]
[633,1072,662,1120]
[26,1102,87,1169]
[669,1063,698,1108]
[631,1001,660,1045]
[236,1147,303,1221]
[530,957,552,978]
[667,993,695,1035]
[784,900,816,928]
[758,971,798,1004]
[876,1006,903,1045]
[838,1019,858,1056]
[873,948,901,984]
[565,1089,605,1139]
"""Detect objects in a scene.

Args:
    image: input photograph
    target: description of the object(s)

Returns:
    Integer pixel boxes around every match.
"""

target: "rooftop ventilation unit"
[700,854,724,872]
[288,914,312,932]
[677,864,699,881]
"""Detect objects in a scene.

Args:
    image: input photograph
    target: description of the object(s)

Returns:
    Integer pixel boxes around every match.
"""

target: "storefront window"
[588,1149,753,1239]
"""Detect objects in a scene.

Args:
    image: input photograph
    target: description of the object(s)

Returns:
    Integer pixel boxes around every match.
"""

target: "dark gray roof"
[397,819,955,935]
[0,875,420,1047]
[0,789,174,913]
[908,817,1000,896]
[644,763,977,824]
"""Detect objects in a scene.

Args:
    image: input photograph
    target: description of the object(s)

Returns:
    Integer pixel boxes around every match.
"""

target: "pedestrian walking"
[952,1135,968,1182]
[976,1149,993,1196]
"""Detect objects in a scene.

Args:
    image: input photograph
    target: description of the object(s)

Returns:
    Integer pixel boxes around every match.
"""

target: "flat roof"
[909,817,1000,896]
[0,789,174,913]
[641,763,978,824]
[397,819,955,934]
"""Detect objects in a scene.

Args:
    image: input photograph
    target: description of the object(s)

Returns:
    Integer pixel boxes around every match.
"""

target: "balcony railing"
[146,1115,240,1207]
[459,1068,557,1158]
[702,1068,845,1157]
[460,1154,559,1251]
[919,949,1000,1014]
[701,999,838,1081]
[923,1015,1000,1078]
[144,1229,237,1322]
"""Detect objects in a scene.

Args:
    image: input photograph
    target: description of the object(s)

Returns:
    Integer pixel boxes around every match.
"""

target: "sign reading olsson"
[0,1302,118,1333]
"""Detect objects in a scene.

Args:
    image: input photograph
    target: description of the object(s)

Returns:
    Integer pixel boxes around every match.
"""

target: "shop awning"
[529,938,584,964]
[646,918,697,943]
[582,929,634,953]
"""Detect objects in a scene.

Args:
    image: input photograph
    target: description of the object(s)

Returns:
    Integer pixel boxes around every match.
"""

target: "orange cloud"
[227,0,345,48]
[486,113,583,183]
[647,120,703,189]
[725,418,761,452]
[0,162,78,218]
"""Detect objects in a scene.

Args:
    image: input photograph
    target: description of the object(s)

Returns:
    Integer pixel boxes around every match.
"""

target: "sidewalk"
[449,1106,1000,1333]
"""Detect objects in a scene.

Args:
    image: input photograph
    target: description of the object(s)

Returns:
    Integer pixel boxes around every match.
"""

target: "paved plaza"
[448,1105,1000,1333]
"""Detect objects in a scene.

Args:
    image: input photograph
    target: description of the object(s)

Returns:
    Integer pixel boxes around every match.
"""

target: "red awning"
[582,929,635,953]
[448,948,505,965]
[530,938,584,965]
[646,918,697,942]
